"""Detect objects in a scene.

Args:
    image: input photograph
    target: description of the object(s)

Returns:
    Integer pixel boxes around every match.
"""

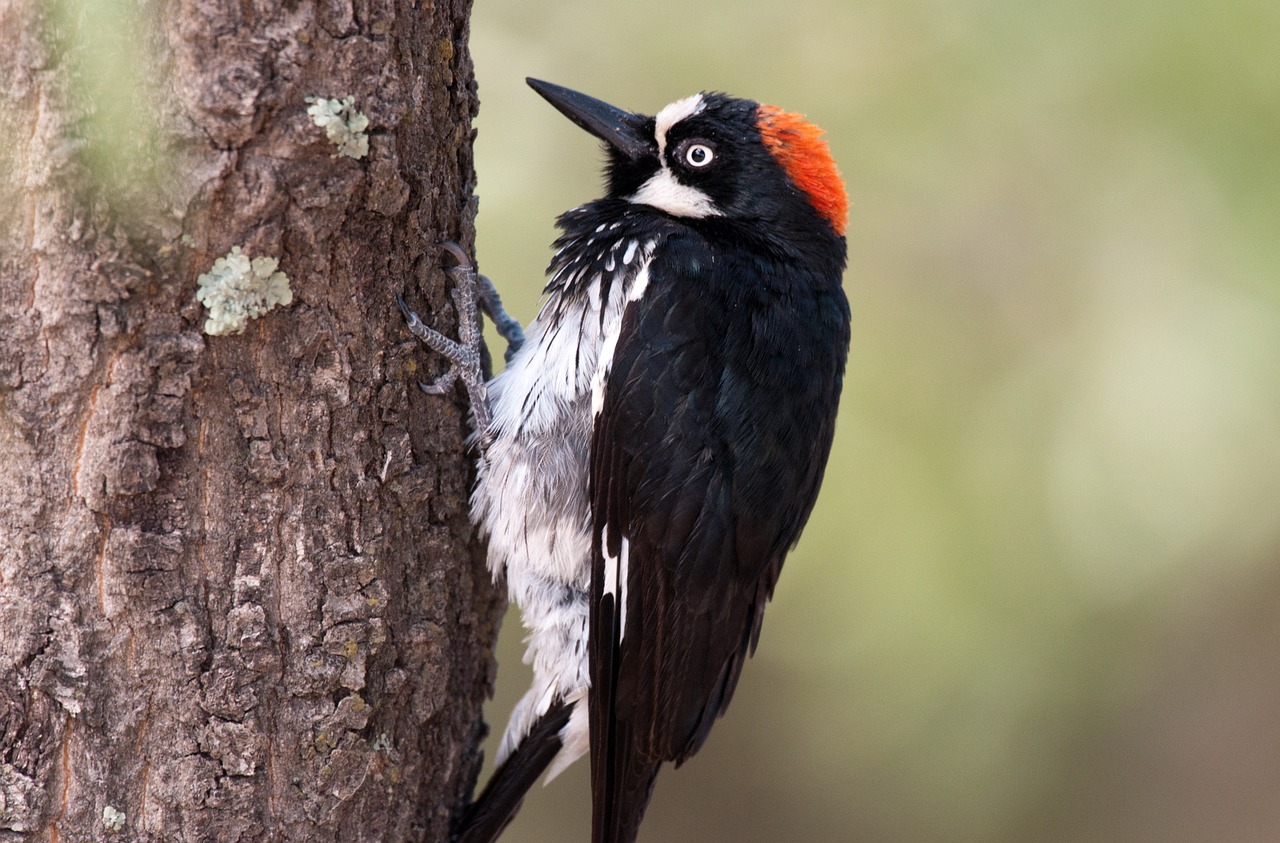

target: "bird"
[401,77,850,843]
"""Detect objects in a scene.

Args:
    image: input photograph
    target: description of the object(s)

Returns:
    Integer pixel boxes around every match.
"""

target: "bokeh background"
[469,1,1280,841]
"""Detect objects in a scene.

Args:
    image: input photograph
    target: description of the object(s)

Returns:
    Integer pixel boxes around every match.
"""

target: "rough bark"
[0,1,501,840]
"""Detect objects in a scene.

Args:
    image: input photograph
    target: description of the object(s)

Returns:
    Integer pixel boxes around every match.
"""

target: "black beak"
[526,78,653,160]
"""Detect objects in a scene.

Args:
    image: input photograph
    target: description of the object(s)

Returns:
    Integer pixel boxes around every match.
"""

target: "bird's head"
[527,78,847,245]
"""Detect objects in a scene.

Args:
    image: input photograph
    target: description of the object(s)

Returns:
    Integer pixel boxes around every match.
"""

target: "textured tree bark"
[0,1,501,841]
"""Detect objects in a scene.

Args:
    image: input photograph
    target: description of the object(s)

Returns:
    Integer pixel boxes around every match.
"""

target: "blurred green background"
[469,1,1280,841]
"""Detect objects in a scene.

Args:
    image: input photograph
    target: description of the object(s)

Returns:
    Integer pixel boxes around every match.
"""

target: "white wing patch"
[599,534,631,641]
[602,528,619,597]
[617,537,630,640]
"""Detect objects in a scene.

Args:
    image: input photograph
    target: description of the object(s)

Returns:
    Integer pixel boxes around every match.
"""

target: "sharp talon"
[395,293,415,322]
[439,241,472,271]
[419,369,459,394]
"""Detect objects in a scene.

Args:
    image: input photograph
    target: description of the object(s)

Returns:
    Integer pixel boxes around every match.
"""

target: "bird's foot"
[477,271,525,364]
[398,242,522,449]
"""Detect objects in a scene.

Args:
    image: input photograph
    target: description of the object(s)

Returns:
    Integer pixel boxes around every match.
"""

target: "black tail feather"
[592,741,661,843]
[589,590,662,843]
[454,699,574,843]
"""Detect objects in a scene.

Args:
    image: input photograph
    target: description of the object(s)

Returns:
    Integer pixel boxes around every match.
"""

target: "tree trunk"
[0,1,501,840]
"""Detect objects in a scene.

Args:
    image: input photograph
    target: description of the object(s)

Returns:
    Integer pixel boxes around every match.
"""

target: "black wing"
[588,232,850,843]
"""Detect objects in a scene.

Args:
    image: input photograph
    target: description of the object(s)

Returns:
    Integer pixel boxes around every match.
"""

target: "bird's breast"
[473,226,657,593]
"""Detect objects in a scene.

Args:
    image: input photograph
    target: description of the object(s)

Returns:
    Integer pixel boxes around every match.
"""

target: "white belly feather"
[471,241,652,774]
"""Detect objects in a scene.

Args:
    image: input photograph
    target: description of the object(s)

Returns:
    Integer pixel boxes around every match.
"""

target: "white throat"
[628,170,721,218]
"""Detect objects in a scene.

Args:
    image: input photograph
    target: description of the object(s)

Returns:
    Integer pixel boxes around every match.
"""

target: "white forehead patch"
[654,93,705,156]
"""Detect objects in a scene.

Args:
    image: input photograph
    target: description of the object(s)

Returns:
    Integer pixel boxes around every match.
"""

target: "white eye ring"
[683,143,715,168]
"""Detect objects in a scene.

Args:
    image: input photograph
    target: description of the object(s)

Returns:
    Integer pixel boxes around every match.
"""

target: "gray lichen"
[195,246,293,336]
[306,95,370,160]
[102,805,126,832]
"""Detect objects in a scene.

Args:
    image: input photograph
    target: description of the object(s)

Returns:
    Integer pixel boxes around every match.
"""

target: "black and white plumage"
[470,201,664,780]
[419,79,851,843]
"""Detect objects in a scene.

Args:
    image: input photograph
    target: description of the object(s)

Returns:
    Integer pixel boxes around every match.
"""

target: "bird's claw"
[395,293,466,391]
[397,248,491,438]
[417,370,459,395]
[398,241,526,451]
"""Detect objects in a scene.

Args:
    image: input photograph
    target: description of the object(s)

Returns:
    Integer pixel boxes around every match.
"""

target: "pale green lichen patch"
[195,246,293,336]
[306,95,369,160]
[102,805,126,832]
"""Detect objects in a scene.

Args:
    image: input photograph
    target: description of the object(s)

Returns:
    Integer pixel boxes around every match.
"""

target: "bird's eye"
[683,143,715,168]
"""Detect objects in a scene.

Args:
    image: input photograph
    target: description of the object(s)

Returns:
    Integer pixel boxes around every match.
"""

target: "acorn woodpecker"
[402,78,849,843]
